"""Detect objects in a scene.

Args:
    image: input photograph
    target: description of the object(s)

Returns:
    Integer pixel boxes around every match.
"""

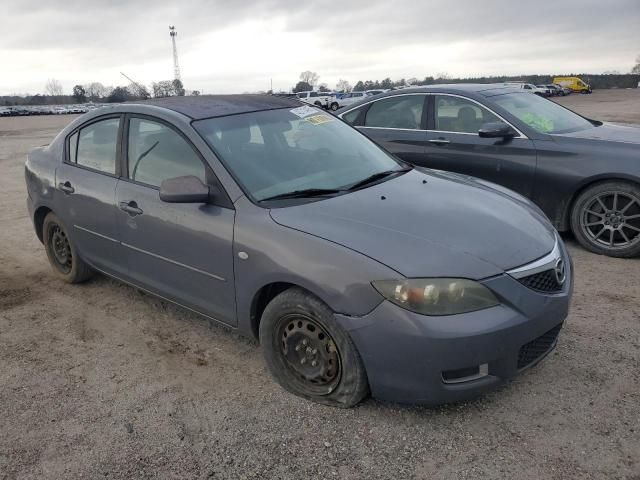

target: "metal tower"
[169,26,181,81]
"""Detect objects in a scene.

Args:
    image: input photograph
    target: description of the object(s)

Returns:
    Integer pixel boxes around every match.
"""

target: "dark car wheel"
[330,103,339,111]
[570,181,640,257]
[43,212,93,283]
[259,287,369,408]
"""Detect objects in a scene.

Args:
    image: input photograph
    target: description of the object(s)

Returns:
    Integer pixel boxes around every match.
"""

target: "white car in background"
[504,82,549,97]
[296,91,332,108]
[326,91,367,111]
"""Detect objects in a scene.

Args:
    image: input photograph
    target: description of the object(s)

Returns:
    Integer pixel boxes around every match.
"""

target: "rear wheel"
[330,102,339,111]
[259,288,369,408]
[570,181,640,257]
[43,212,93,283]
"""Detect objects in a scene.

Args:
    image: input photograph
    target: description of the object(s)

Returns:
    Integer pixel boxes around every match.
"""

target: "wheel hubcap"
[581,191,640,249]
[50,225,72,273]
[279,315,341,395]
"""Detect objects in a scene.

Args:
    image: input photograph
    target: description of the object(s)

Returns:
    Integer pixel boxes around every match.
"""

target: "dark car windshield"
[493,92,594,134]
[193,107,402,202]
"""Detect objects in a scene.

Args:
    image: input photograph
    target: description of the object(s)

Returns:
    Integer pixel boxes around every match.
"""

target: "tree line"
[2,78,200,106]
[291,71,640,94]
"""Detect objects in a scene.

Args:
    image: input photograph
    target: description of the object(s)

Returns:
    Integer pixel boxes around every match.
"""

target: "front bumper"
[335,258,572,406]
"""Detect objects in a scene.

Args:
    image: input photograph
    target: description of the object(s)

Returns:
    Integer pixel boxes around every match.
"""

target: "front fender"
[232,197,396,337]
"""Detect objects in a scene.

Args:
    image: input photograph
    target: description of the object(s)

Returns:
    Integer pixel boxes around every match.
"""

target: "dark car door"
[355,94,428,164]
[423,94,537,197]
[55,115,126,276]
[115,116,237,325]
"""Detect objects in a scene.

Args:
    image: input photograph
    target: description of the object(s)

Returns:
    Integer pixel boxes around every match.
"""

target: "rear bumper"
[335,266,572,406]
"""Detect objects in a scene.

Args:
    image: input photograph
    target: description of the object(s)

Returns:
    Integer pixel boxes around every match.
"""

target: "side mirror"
[478,122,516,139]
[159,175,211,203]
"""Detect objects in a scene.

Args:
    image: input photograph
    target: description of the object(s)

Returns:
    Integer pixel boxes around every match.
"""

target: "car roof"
[359,83,523,99]
[128,94,303,120]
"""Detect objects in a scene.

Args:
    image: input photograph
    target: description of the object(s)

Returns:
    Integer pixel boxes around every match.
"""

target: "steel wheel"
[278,313,342,396]
[580,191,640,250]
[49,224,73,273]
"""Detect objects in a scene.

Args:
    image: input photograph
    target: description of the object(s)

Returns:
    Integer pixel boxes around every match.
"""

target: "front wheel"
[330,103,339,111]
[43,212,93,283]
[570,181,640,257]
[259,288,369,408]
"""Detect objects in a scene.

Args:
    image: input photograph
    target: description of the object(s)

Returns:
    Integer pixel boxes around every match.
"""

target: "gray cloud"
[2,0,639,95]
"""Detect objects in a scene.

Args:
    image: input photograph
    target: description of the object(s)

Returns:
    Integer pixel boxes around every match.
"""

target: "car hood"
[555,122,640,145]
[269,169,557,279]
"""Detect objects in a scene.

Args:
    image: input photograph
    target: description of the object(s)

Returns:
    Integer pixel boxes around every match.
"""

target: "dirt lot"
[554,88,640,124]
[1,92,639,480]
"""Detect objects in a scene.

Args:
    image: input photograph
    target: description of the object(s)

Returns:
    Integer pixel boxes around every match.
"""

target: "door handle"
[119,201,143,216]
[58,181,75,194]
[428,138,450,145]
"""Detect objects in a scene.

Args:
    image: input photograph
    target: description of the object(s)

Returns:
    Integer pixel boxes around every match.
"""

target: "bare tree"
[335,79,351,92]
[85,82,108,100]
[299,71,319,87]
[632,55,640,74]
[45,78,63,96]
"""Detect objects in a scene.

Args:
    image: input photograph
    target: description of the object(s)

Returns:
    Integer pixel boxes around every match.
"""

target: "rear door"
[354,93,428,164]
[423,94,537,197]
[115,115,237,325]
[55,115,126,276]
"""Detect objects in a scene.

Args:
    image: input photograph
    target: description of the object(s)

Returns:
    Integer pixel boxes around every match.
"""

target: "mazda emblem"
[554,258,566,285]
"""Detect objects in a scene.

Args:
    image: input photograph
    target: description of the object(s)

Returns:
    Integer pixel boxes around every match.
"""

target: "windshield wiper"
[259,188,345,202]
[347,166,412,191]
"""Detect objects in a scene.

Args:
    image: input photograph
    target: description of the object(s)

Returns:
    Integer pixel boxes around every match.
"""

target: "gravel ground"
[1,92,639,479]
[553,88,640,124]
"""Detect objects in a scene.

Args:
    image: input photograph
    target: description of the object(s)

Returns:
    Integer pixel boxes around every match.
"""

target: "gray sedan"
[25,96,572,407]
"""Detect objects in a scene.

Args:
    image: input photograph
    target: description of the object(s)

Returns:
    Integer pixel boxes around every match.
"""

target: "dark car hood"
[270,169,556,279]
[555,123,640,145]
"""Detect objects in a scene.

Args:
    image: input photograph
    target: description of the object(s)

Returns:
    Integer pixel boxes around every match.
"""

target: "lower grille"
[518,269,562,293]
[518,323,562,369]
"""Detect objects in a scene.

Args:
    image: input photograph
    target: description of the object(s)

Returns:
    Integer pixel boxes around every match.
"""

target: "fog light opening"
[442,363,489,384]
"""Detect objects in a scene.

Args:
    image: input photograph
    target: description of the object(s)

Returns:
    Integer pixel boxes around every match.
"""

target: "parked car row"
[295,90,390,111]
[24,84,636,409]
[0,103,105,117]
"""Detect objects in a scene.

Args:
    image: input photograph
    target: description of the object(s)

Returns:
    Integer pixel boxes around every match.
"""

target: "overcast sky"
[2,0,639,95]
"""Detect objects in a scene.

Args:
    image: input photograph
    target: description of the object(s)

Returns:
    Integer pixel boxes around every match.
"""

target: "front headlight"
[372,278,499,316]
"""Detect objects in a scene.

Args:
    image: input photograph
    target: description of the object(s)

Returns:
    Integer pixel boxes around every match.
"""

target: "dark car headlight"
[372,278,499,316]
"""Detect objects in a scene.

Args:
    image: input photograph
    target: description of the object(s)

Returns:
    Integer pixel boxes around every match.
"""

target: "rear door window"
[364,95,425,130]
[76,118,120,174]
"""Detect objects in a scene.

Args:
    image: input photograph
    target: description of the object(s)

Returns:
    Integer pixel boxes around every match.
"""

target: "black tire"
[330,103,339,111]
[43,212,93,283]
[259,287,369,408]
[570,181,640,258]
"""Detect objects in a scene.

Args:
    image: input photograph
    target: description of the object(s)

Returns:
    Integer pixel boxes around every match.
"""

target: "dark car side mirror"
[159,175,212,203]
[478,122,516,139]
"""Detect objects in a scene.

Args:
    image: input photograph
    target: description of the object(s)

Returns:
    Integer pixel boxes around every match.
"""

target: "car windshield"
[493,92,594,134]
[193,107,402,202]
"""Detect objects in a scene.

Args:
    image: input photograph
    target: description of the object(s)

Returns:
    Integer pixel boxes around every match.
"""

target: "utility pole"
[169,26,181,81]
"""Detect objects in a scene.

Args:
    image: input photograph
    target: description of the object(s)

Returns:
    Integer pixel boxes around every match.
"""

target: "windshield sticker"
[290,105,319,118]
[304,114,334,126]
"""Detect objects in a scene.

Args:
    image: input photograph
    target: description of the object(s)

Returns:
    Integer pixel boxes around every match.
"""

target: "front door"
[115,116,236,325]
[55,115,126,276]
[423,94,537,198]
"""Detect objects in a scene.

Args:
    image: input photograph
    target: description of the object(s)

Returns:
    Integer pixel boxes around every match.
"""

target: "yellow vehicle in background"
[553,76,592,93]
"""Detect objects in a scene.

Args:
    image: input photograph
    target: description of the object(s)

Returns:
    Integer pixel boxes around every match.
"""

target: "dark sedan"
[337,85,640,257]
